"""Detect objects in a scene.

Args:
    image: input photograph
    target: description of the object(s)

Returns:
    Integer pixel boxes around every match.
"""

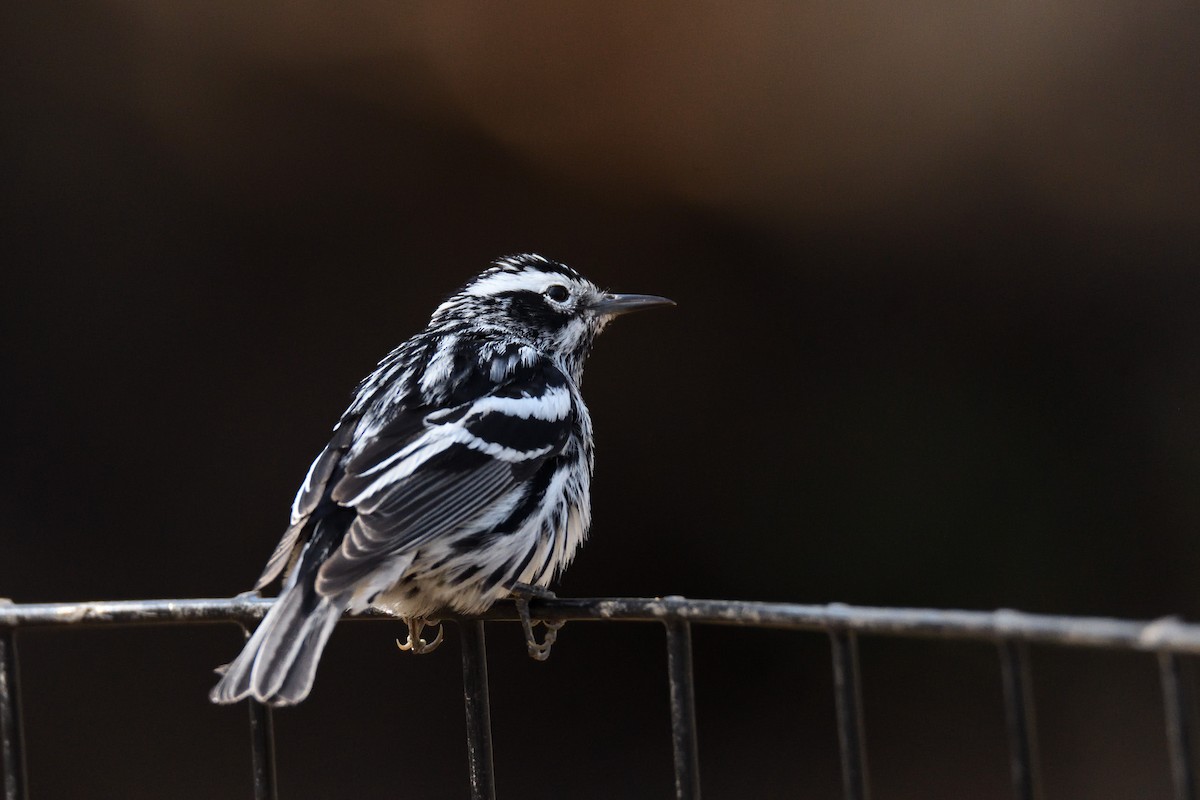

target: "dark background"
[4,3,1200,798]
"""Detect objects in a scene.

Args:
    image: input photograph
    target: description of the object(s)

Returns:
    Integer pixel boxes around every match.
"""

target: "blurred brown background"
[3,2,1199,798]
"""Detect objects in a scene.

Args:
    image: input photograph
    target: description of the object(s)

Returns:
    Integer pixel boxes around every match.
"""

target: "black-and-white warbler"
[210,253,673,706]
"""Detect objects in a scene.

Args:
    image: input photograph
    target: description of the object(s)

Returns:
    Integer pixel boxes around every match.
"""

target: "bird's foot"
[396,617,444,654]
[509,583,565,662]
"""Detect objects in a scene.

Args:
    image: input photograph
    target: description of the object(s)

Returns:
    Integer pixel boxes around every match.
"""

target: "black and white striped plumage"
[210,254,672,706]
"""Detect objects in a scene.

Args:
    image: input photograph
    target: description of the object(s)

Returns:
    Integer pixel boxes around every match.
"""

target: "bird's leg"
[509,583,566,661]
[396,617,444,654]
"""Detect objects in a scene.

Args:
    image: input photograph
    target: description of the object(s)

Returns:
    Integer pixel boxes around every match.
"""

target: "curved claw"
[529,618,565,661]
[513,594,565,661]
[396,617,444,654]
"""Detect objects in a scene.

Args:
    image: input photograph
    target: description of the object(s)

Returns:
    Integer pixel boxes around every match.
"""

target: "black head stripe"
[492,253,582,281]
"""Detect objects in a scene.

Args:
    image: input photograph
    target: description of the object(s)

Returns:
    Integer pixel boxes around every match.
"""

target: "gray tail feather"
[209,584,344,706]
[210,517,351,706]
[212,510,352,705]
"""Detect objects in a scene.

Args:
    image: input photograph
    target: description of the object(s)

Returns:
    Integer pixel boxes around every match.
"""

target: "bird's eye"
[545,285,570,303]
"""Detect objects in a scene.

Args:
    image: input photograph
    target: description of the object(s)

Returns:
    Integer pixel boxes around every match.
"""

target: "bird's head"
[430,253,673,376]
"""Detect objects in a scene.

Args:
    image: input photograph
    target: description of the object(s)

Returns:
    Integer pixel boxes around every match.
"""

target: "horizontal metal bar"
[0,597,272,628]
[3,597,1200,654]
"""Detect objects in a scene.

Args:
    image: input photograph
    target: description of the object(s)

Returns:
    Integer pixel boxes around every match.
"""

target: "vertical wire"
[665,619,701,800]
[0,630,26,800]
[829,629,870,800]
[247,699,278,800]
[998,640,1040,800]
[1160,652,1196,800]
[460,621,496,800]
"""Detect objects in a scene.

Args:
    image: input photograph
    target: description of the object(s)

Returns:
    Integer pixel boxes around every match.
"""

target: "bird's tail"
[210,517,348,706]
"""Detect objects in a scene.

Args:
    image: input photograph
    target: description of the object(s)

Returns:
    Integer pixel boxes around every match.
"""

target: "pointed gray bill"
[592,293,676,317]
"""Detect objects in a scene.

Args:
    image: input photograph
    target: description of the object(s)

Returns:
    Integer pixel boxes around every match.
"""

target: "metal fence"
[2,595,1199,800]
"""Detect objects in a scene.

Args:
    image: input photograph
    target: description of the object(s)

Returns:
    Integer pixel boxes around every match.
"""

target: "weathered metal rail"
[2,595,1197,800]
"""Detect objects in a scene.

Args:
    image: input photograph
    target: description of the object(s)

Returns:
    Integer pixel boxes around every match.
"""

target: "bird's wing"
[313,359,576,598]
[254,420,360,590]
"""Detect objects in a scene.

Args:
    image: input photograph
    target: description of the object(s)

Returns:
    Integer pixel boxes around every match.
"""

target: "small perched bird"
[211,254,672,706]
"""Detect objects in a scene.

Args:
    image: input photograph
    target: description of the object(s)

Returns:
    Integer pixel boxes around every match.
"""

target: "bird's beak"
[591,293,676,318]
